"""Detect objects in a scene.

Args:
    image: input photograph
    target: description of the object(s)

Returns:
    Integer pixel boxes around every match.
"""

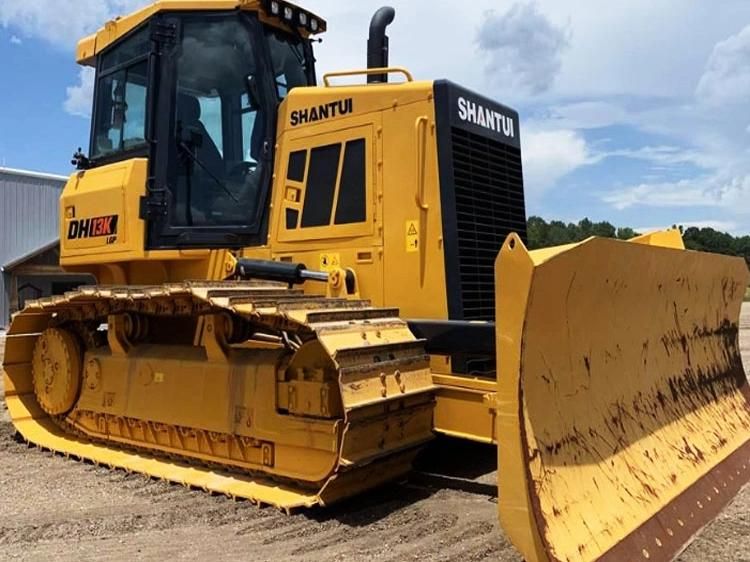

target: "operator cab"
[80,3,322,248]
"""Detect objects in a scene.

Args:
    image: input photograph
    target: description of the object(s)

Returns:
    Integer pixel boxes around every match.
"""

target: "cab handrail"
[323,67,414,87]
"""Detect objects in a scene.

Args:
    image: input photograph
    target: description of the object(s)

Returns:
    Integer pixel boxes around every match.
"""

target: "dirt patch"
[1,310,749,561]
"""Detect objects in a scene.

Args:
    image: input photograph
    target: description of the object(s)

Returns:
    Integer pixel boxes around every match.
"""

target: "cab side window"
[91,28,150,160]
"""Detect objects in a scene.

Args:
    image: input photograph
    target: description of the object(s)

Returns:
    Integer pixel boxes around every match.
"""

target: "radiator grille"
[451,127,526,321]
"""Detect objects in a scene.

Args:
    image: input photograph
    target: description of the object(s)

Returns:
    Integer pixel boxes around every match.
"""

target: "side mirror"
[71,147,90,170]
[245,75,261,110]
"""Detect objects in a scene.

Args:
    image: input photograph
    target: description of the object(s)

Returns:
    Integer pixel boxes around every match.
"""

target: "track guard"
[496,232,750,562]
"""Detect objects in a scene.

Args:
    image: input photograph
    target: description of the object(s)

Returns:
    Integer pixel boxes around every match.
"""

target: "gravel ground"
[1,309,748,562]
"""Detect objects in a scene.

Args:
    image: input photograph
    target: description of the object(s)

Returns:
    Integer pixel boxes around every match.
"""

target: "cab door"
[141,12,277,250]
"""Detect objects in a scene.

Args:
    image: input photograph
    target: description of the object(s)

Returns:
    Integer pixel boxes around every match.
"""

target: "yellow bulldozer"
[3,1,750,560]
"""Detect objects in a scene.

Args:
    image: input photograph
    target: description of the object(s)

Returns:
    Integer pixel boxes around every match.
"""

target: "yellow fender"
[496,230,750,562]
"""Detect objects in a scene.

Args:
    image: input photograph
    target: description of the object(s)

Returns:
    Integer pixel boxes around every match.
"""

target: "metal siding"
[0,170,66,326]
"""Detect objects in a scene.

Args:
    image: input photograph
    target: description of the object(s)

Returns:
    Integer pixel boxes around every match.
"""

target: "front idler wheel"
[31,328,83,416]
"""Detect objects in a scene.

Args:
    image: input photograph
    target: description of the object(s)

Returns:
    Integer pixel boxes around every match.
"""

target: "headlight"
[298,12,308,26]
[310,18,319,32]
[283,6,294,20]
[270,0,280,15]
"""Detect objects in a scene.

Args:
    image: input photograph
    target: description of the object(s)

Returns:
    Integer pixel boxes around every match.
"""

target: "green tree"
[523,218,750,267]
[591,221,617,239]
[682,227,737,256]
[525,216,636,248]
[526,216,549,250]
[547,220,574,246]
[616,227,639,240]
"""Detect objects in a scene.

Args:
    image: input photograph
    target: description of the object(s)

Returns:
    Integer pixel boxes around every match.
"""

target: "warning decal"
[406,220,419,253]
[319,252,341,272]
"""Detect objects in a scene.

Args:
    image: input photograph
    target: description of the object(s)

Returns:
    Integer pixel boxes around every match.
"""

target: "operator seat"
[174,93,225,224]
[176,93,225,179]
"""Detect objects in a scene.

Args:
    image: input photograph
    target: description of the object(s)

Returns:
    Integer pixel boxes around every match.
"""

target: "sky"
[2,1,750,233]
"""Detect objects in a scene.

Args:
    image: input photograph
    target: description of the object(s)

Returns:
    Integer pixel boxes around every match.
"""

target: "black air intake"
[452,128,525,320]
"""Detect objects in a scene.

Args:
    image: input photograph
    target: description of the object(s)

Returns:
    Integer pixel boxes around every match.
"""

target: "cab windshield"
[173,15,312,228]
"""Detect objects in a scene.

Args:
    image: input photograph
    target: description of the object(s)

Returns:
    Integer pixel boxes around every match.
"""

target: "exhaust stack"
[367,6,396,84]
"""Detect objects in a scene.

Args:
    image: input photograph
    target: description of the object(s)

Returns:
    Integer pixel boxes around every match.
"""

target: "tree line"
[526,216,750,266]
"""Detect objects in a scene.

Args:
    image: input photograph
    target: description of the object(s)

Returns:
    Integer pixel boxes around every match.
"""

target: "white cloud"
[9,34,21,45]
[477,3,570,97]
[603,173,750,211]
[605,145,708,167]
[598,23,750,230]
[545,0,749,99]
[543,100,629,130]
[696,24,750,106]
[678,220,740,232]
[64,67,95,118]
[522,128,594,195]
[635,220,739,234]
[0,1,148,49]
[604,178,719,210]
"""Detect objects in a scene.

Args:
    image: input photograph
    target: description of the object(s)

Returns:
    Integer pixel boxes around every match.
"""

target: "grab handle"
[323,67,414,87]
[415,116,429,211]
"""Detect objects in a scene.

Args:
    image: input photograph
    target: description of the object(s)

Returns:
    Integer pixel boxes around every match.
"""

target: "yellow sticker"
[319,252,341,272]
[406,220,419,252]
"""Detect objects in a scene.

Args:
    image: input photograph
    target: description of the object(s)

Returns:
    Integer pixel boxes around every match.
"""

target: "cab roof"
[76,0,326,66]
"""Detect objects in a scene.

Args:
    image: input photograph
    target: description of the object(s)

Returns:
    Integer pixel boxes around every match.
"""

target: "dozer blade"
[495,231,750,562]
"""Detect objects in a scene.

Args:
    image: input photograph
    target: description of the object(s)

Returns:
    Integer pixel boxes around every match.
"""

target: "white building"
[0,167,93,327]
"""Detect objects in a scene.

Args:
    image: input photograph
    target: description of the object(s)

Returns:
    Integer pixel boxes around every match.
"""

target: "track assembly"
[3,282,435,509]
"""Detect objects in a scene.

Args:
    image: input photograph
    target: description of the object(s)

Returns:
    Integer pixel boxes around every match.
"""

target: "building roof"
[2,239,60,271]
[0,167,68,183]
